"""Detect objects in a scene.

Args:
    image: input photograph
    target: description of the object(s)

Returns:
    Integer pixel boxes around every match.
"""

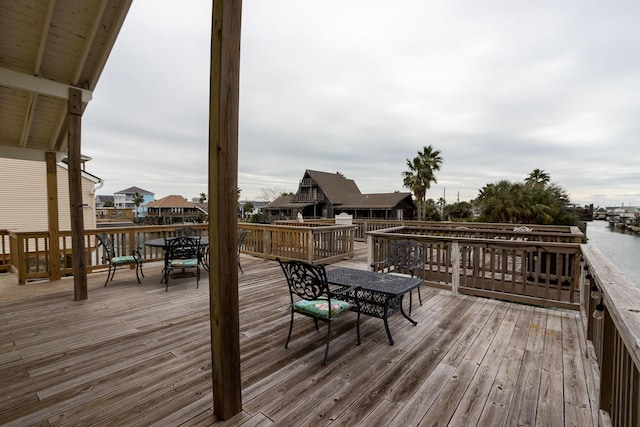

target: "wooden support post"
[68,88,88,300]
[45,152,61,281]
[209,0,243,419]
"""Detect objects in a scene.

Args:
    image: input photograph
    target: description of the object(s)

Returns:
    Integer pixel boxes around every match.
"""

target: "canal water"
[585,220,640,287]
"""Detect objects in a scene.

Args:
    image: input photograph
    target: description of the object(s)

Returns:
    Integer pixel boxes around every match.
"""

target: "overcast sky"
[83,0,640,208]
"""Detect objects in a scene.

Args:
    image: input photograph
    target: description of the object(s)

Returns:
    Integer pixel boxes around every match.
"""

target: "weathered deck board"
[0,248,599,426]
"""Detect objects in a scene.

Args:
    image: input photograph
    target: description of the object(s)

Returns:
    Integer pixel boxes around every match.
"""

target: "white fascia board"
[0,146,64,162]
[0,67,92,102]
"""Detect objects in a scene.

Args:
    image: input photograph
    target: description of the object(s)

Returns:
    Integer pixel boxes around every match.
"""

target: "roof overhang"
[0,0,133,160]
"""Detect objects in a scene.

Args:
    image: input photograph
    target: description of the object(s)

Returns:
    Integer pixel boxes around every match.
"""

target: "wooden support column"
[68,88,88,300]
[45,152,61,281]
[209,0,242,419]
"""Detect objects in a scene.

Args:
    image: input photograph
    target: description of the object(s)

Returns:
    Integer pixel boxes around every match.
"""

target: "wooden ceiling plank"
[49,105,68,151]
[19,93,38,148]
[86,0,133,89]
[72,0,108,85]
[34,0,56,74]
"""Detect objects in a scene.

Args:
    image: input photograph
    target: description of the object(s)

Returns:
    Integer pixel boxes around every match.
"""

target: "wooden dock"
[0,245,600,426]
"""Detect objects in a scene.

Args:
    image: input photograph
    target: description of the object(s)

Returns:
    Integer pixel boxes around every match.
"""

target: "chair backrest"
[166,236,201,261]
[238,229,249,252]
[176,227,201,237]
[97,233,115,261]
[388,240,424,271]
[278,258,330,302]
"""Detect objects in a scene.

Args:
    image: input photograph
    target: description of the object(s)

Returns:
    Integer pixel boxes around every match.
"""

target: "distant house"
[0,157,100,232]
[146,195,207,225]
[113,186,154,219]
[95,193,134,226]
[95,195,114,208]
[263,170,415,221]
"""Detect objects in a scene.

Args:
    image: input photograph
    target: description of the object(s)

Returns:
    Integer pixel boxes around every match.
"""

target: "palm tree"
[525,169,550,188]
[402,145,443,220]
[199,192,207,203]
[403,157,426,220]
[437,197,446,219]
[132,192,144,221]
[476,180,524,223]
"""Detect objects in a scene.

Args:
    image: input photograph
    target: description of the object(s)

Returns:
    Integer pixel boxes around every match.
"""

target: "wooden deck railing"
[237,222,356,264]
[581,244,640,427]
[367,225,584,310]
[277,219,585,243]
[358,220,584,242]
[3,223,356,283]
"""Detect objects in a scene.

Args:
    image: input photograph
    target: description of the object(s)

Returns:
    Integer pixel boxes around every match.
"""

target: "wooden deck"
[0,244,601,426]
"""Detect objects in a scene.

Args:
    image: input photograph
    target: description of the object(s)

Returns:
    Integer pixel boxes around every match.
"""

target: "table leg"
[161,252,168,283]
[383,302,394,346]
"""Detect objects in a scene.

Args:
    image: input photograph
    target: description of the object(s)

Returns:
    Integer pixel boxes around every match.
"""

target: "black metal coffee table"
[326,267,423,345]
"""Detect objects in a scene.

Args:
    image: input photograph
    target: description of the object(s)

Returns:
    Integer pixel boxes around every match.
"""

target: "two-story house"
[113,186,154,219]
[264,170,415,221]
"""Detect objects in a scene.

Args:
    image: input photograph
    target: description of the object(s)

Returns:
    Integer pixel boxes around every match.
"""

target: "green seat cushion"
[168,258,198,268]
[294,298,351,320]
[111,255,138,265]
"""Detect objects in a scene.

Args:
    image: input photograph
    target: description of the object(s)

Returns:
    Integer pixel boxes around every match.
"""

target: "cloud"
[83,0,640,209]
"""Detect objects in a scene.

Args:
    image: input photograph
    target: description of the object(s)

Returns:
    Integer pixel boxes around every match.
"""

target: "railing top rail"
[367,227,583,248]
[387,224,583,236]
[257,223,355,231]
[8,224,208,235]
[357,219,579,231]
[582,243,640,369]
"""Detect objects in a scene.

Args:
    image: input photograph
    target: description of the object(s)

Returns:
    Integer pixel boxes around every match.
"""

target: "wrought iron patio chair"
[96,233,144,286]
[237,229,249,274]
[278,258,361,364]
[177,227,207,270]
[371,240,425,314]
[163,236,201,291]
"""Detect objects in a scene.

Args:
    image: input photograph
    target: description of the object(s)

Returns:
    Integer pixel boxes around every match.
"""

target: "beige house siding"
[0,158,98,232]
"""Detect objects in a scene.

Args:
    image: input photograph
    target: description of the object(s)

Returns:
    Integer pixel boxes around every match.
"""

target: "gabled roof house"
[264,170,415,221]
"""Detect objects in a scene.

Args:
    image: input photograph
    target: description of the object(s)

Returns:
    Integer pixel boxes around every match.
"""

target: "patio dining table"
[145,237,210,272]
[325,267,423,345]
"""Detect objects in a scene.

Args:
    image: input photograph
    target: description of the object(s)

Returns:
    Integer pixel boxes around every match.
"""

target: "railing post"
[127,229,138,271]
[366,233,374,269]
[350,226,355,257]
[9,233,26,284]
[263,225,270,260]
[451,241,460,296]
[307,228,314,263]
